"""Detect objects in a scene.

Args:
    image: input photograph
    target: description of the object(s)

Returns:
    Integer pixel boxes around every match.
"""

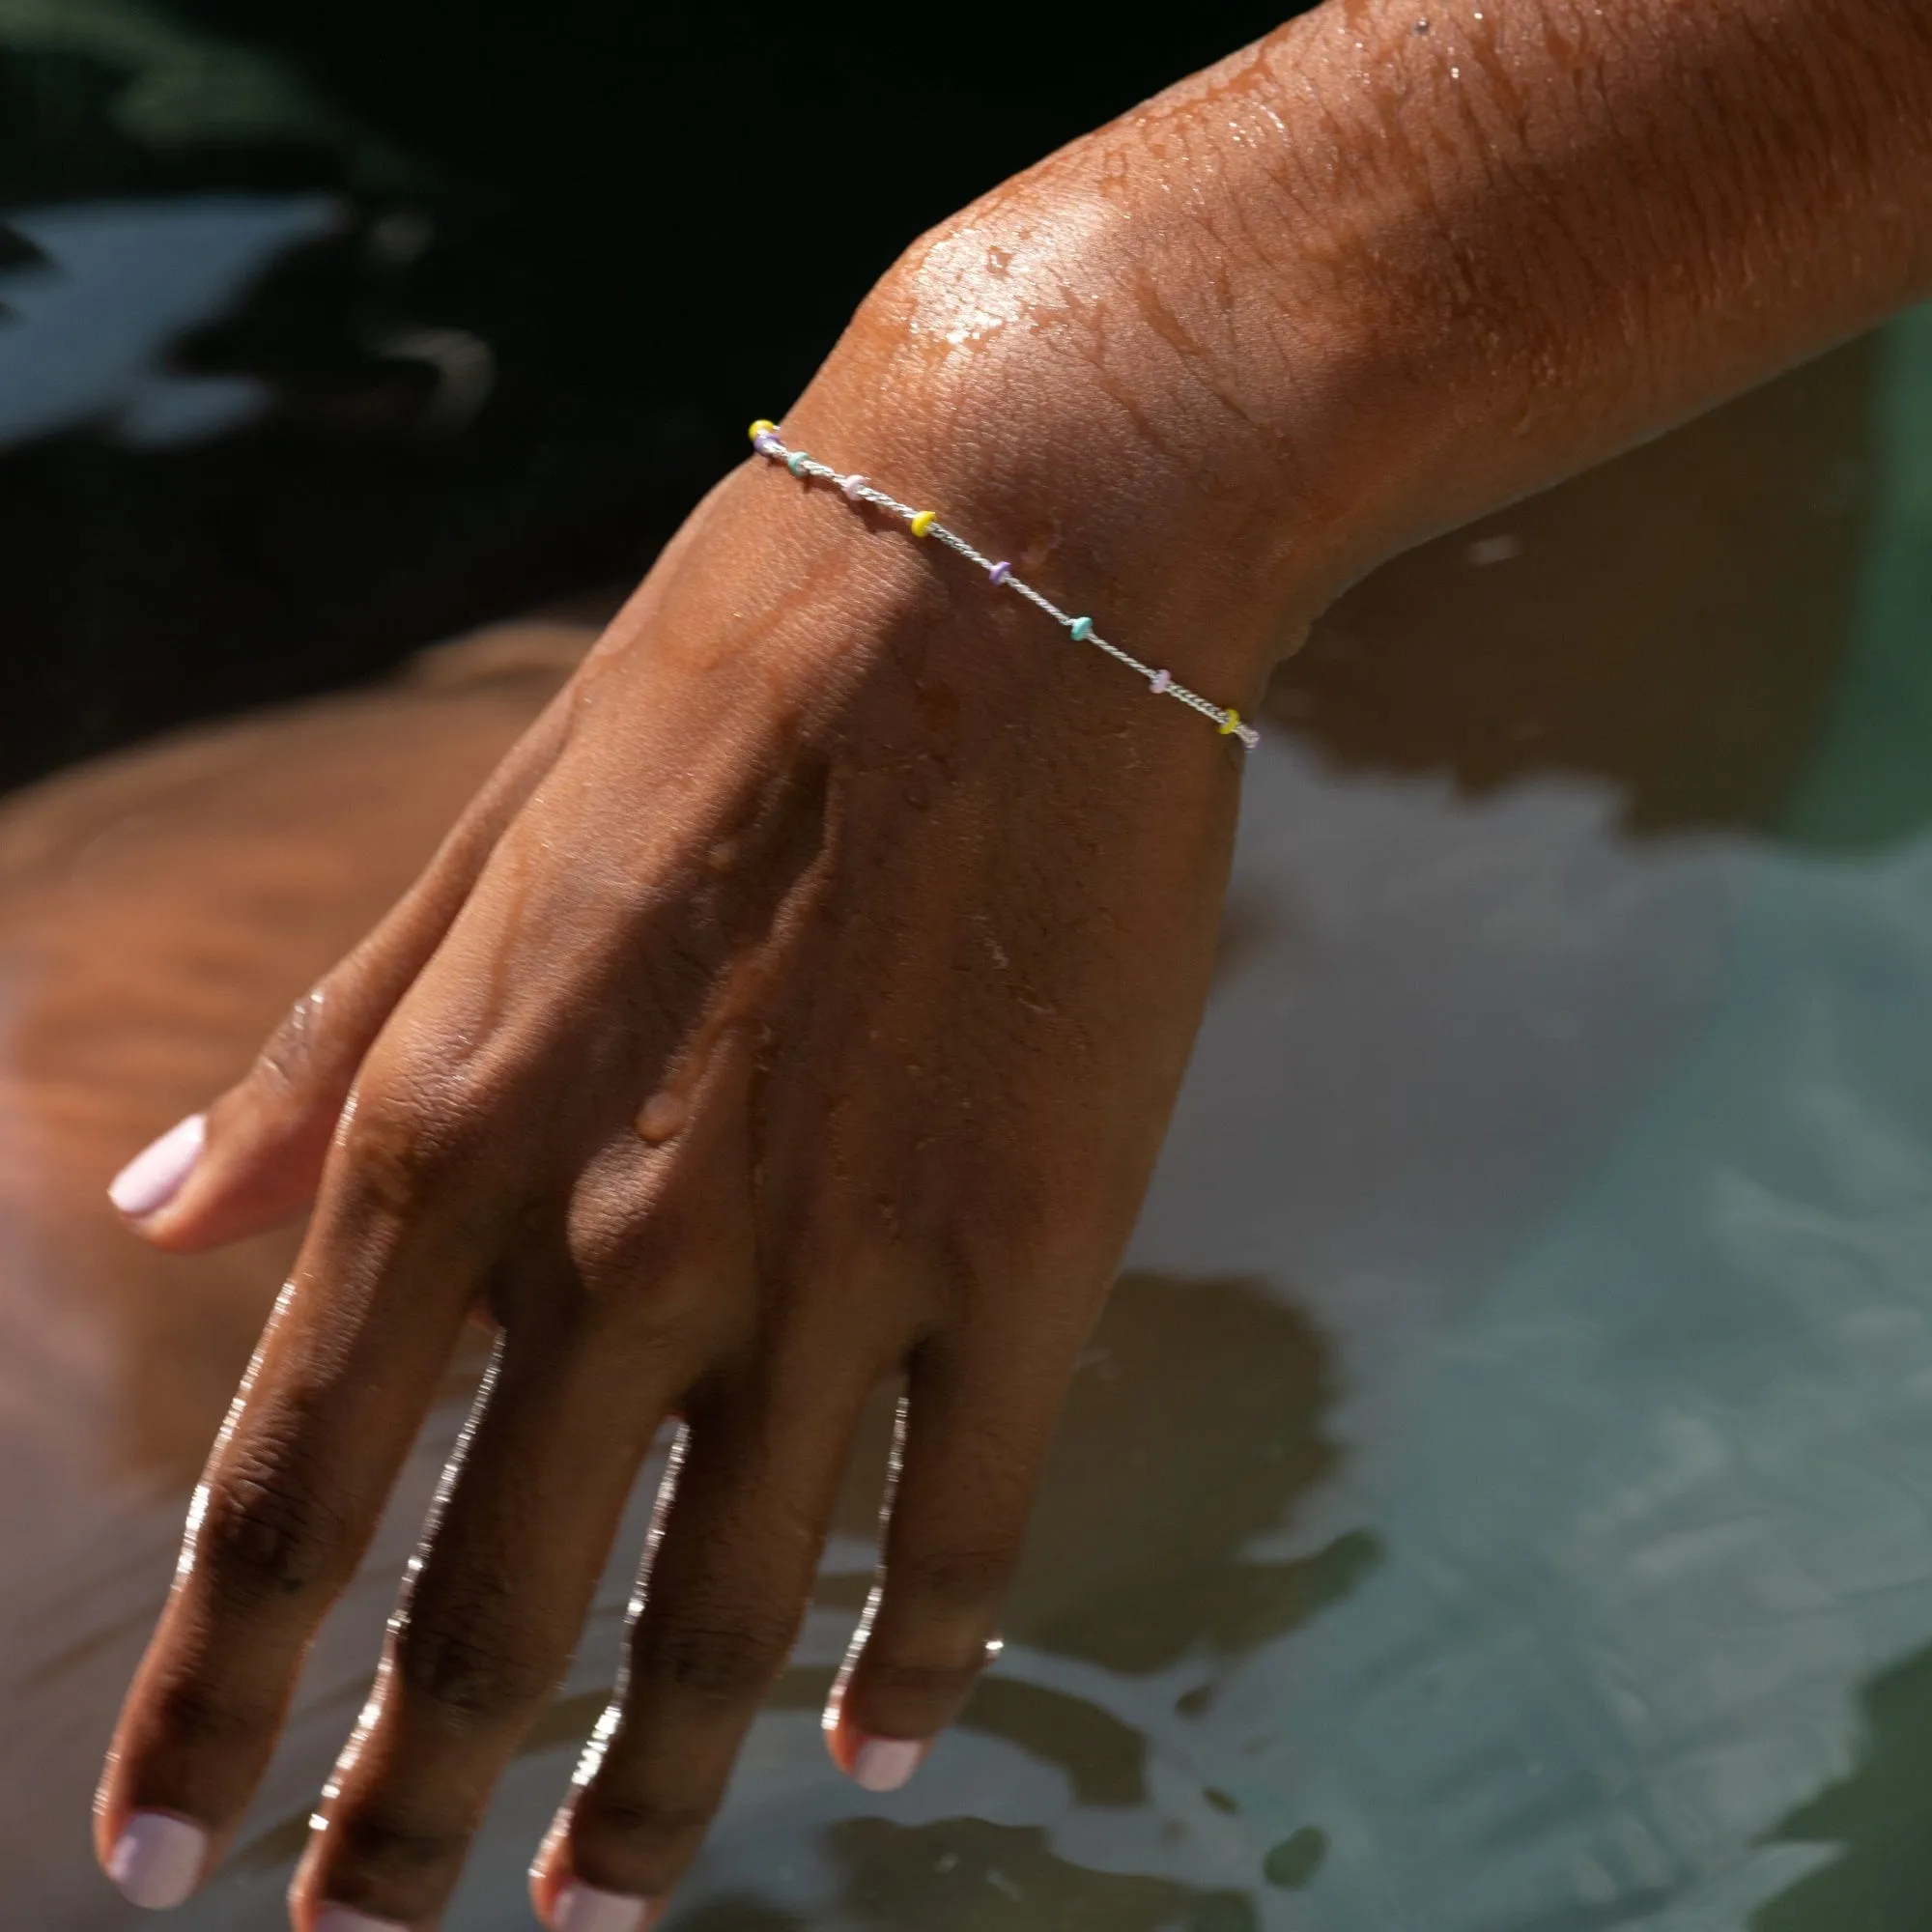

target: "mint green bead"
[1069,615,1094,640]
[786,451,809,476]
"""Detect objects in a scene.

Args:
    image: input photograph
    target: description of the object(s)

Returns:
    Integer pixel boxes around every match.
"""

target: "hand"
[96,0,1932,1915]
[91,230,1297,1927]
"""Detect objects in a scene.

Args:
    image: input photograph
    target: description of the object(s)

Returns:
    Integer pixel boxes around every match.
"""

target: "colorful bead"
[742,415,1255,750]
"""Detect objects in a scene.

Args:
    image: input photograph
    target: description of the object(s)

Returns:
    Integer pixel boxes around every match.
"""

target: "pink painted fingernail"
[312,1908,413,1932]
[106,1810,207,1908]
[851,1736,927,1792]
[554,1881,656,1932]
[108,1113,206,1218]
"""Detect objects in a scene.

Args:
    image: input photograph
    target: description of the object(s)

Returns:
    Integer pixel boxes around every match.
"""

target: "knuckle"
[149,1671,268,1752]
[943,1187,1100,1303]
[252,985,331,1098]
[972,1172,1062,1257]
[340,1119,449,1213]
[393,1605,558,1724]
[897,1541,1022,1610]
[634,1610,797,1705]
[861,1652,986,1704]
[566,1208,687,1314]
[331,1799,468,1880]
[339,1065,493,1207]
[197,1452,349,1608]
[583,1785,717,1845]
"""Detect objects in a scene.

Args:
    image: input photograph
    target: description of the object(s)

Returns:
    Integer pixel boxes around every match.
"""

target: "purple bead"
[988,560,1012,586]
[753,432,781,456]
[1151,668,1172,694]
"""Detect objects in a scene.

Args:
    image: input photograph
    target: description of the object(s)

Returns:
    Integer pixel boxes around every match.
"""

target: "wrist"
[777,194,1370,702]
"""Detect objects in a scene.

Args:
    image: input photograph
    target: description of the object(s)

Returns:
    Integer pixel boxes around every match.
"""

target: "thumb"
[108,687,573,1252]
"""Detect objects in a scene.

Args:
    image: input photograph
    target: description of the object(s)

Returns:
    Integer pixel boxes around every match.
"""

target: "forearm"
[790,0,1932,688]
[1230,0,1932,562]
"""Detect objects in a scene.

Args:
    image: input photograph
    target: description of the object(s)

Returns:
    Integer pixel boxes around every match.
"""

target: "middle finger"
[96,1101,501,1910]
[294,1298,685,1930]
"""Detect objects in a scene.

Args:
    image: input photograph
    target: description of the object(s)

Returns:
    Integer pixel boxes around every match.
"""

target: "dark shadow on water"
[957,1272,1366,1679]
[1751,1642,1932,1932]
[1274,332,1884,843]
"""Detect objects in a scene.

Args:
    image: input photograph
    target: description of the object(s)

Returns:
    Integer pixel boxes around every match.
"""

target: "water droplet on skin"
[636,1090,688,1143]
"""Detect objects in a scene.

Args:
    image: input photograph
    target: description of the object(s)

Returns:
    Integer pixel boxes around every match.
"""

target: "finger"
[95,1085,500,1911]
[293,1308,677,1931]
[109,684,576,1252]
[824,1325,1074,1791]
[532,1355,879,1930]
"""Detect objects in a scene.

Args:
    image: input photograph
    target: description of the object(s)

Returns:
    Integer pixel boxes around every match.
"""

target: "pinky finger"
[825,1332,1065,1791]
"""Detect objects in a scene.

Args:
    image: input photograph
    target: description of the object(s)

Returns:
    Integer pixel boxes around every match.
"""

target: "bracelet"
[747,421,1259,750]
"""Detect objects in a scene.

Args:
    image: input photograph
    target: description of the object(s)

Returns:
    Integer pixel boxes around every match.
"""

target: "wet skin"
[0,321,1863,1918]
[91,0,1932,1926]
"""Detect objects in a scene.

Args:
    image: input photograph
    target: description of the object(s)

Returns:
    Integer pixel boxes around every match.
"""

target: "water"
[8,8,1932,1930]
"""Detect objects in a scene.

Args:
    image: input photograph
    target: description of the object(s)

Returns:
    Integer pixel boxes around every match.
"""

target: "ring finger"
[532,1330,888,1930]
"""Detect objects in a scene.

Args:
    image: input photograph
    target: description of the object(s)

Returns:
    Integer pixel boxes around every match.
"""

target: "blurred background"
[8,5,1932,1930]
[0,0,1296,790]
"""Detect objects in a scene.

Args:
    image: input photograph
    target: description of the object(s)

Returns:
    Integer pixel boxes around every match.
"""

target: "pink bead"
[841,473,868,499]
[988,560,1012,585]
[1151,668,1172,694]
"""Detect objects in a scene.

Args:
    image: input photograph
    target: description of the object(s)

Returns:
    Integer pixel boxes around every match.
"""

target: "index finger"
[95,1089,497,1910]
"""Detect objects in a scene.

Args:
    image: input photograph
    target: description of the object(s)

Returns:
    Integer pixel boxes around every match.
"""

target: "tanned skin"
[93,2,1932,1925]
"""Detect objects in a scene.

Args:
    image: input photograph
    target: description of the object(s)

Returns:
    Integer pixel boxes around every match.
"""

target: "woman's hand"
[94,0,1932,1920]
[92,230,1302,1925]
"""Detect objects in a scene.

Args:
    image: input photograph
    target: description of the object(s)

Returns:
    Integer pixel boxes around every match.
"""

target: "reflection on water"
[6,303,1932,1926]
[0,197,342,448]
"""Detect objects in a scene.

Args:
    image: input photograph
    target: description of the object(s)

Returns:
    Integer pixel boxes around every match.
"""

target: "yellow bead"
[1218,709,1242,735]
[748,418,777,441]
[910,510,937,537]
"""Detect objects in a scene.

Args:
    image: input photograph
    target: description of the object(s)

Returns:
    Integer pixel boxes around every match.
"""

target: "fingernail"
[554,1881,655,1932]
[106,1810,207,1909]
[108,1113,206,1219]
[312,1908,413,1931]
[851,1736,927,1792]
